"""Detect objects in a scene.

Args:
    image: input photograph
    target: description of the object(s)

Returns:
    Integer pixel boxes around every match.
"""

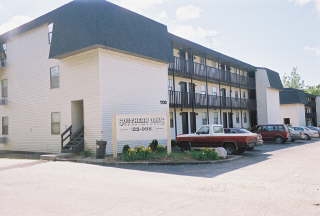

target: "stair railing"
[61,125,72,151]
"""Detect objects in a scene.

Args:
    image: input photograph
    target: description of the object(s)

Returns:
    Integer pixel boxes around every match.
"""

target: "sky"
[0,0,319,85]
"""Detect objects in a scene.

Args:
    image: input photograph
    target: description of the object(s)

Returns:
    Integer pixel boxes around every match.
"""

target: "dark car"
[254,124,290,144]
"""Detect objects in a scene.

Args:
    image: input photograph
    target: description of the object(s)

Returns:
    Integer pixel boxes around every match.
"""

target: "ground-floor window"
[244,112,247,123]
[236,112,240,123]
[2,116,8,135]
[213,112,219,124]
[51,112,61,135]
[202,112,208,125]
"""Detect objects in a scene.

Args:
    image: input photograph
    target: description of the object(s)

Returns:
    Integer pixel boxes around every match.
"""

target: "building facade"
[280,88,317,126]
[0,0,288,154]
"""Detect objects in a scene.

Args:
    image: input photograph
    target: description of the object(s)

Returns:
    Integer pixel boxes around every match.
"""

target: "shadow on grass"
[107,139,318,178]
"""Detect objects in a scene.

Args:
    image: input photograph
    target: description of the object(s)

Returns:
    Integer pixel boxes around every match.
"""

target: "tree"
[305,85,320,95]
[282,67,305,89]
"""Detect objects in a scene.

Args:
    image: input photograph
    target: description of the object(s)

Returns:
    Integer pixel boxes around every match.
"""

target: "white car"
[292,127,319,140]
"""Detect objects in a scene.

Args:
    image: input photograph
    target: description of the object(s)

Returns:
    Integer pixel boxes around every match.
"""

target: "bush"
[171,140,182,152]
[148,140,159,152]
[191,149,219,161]
[156,145,166,153]
[121,146,152,161]
[122,145,130,154]
[80,149,93,158]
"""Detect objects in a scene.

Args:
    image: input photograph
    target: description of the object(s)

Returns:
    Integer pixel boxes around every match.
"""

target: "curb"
[55,155,243,166]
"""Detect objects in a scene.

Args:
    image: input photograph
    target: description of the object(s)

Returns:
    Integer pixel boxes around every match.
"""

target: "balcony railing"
[169,57,256,89]
[0,97,8,105]
[168,90,256,110]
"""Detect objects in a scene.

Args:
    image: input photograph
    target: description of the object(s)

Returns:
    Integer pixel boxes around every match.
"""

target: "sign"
[116,113,168,141]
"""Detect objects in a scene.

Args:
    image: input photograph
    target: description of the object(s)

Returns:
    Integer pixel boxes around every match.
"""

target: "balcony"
[168,90,256,110]
[169,57,256,89]
[0,97,8,105]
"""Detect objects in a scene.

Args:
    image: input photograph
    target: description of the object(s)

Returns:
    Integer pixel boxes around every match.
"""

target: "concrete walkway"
[0,141,319,216]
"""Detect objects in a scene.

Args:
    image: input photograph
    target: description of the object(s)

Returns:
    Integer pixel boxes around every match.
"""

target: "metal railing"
[168,90,256,110]
[169,57,255,88]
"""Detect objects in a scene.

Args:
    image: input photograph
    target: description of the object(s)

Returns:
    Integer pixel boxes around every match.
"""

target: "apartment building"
[0,0,285,154]
[280,88,317,126]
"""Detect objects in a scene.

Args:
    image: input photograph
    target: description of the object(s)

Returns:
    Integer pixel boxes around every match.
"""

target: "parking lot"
[1,140,320,216]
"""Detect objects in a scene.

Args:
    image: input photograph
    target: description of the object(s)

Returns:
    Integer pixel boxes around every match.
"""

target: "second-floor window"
[236,112,240,123]
[244,112,248,123]
[170,112,174,128]
[2,116,8,135]
[213,112,219,124]
[235,91,239,99]
[202,112,208,125]
[1,79,8,98]
[212,87,217,96]
[48,23,54,44]
[242,91,246,99]
[50,66,60,89]
[168,79,173,91]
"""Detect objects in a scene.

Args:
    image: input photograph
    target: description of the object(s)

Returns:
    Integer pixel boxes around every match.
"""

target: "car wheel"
[275,136,284,144]
[224,143,236,155]
[306,134,311,140]
[247,147,255,151]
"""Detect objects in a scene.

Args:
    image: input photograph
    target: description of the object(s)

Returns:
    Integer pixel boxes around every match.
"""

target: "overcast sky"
[0,0,319,85]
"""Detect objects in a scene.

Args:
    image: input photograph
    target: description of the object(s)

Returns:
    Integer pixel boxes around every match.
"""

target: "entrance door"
[221,88,226,107]
[223,112,228,128]
[179,82,188,106]
[190,112,197,133]
[181,112,189,134]
[228,112,233,128]
[71,100,84,133]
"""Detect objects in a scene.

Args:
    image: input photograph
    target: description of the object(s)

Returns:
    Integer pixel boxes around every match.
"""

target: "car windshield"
[294,127,303,131]
[196,126,210,134]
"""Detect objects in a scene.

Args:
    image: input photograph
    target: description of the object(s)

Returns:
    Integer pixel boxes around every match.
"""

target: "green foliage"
[80,149,93,158]
[121,146,152,161]
[305,85,320,96]
[122,145,130,154]
[282,67,305,89]
[156,145,166,153]
[148,140,159,152]
[191,149,219,161]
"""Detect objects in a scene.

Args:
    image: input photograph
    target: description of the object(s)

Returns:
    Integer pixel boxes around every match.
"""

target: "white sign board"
[116,113,168,141]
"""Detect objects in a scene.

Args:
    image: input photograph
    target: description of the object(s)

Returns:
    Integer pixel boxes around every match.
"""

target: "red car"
[176,125,258,155]
[254,124,289,143]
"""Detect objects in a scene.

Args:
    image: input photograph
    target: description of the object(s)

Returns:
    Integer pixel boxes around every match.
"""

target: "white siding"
[99,49,169,153]
[0,25,102,153]
[280,104,306,126]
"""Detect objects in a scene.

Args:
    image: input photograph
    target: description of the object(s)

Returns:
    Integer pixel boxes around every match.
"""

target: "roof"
[0,0,170,62]
[169,33,256,71]
[258,67,283,89]
[280,88,307,105]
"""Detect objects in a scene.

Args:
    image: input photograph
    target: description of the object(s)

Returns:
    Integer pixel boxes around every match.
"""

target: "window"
[242,91,246,99]
[170,112,174,128]
[50,66,60,89]
[235,91,239,99]
[48,23,54,44]
[200,86,206,95]
[244,112,247,123]
[202,112,208,125]
[51,112,60,135]
[236,112,240,123]
[213,112,219,124]
[213,126,223,133]
[197,126,210,135]
[168,79,173,91]
[1,79,8,98]
[212,87,218,96]
[2,116,8,135]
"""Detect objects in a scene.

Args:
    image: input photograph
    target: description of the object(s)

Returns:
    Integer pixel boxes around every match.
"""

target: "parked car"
[292,127,319,140]
[224,128,263,150]
[253,124,290,144]
[176,125,258,155]
[307,126,320,136]
[287,127,306,141]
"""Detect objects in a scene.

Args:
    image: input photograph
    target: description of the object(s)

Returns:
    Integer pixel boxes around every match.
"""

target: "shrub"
[156,145,166,153]
[191,149,219,161]
[122,145,130,154]
[80,149,93,158]
[148,140,159,152]
[122,146,152,161]
[171,140,182,152]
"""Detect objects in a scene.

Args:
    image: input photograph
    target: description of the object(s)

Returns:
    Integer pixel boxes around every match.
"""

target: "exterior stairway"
[61,126,84,153]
